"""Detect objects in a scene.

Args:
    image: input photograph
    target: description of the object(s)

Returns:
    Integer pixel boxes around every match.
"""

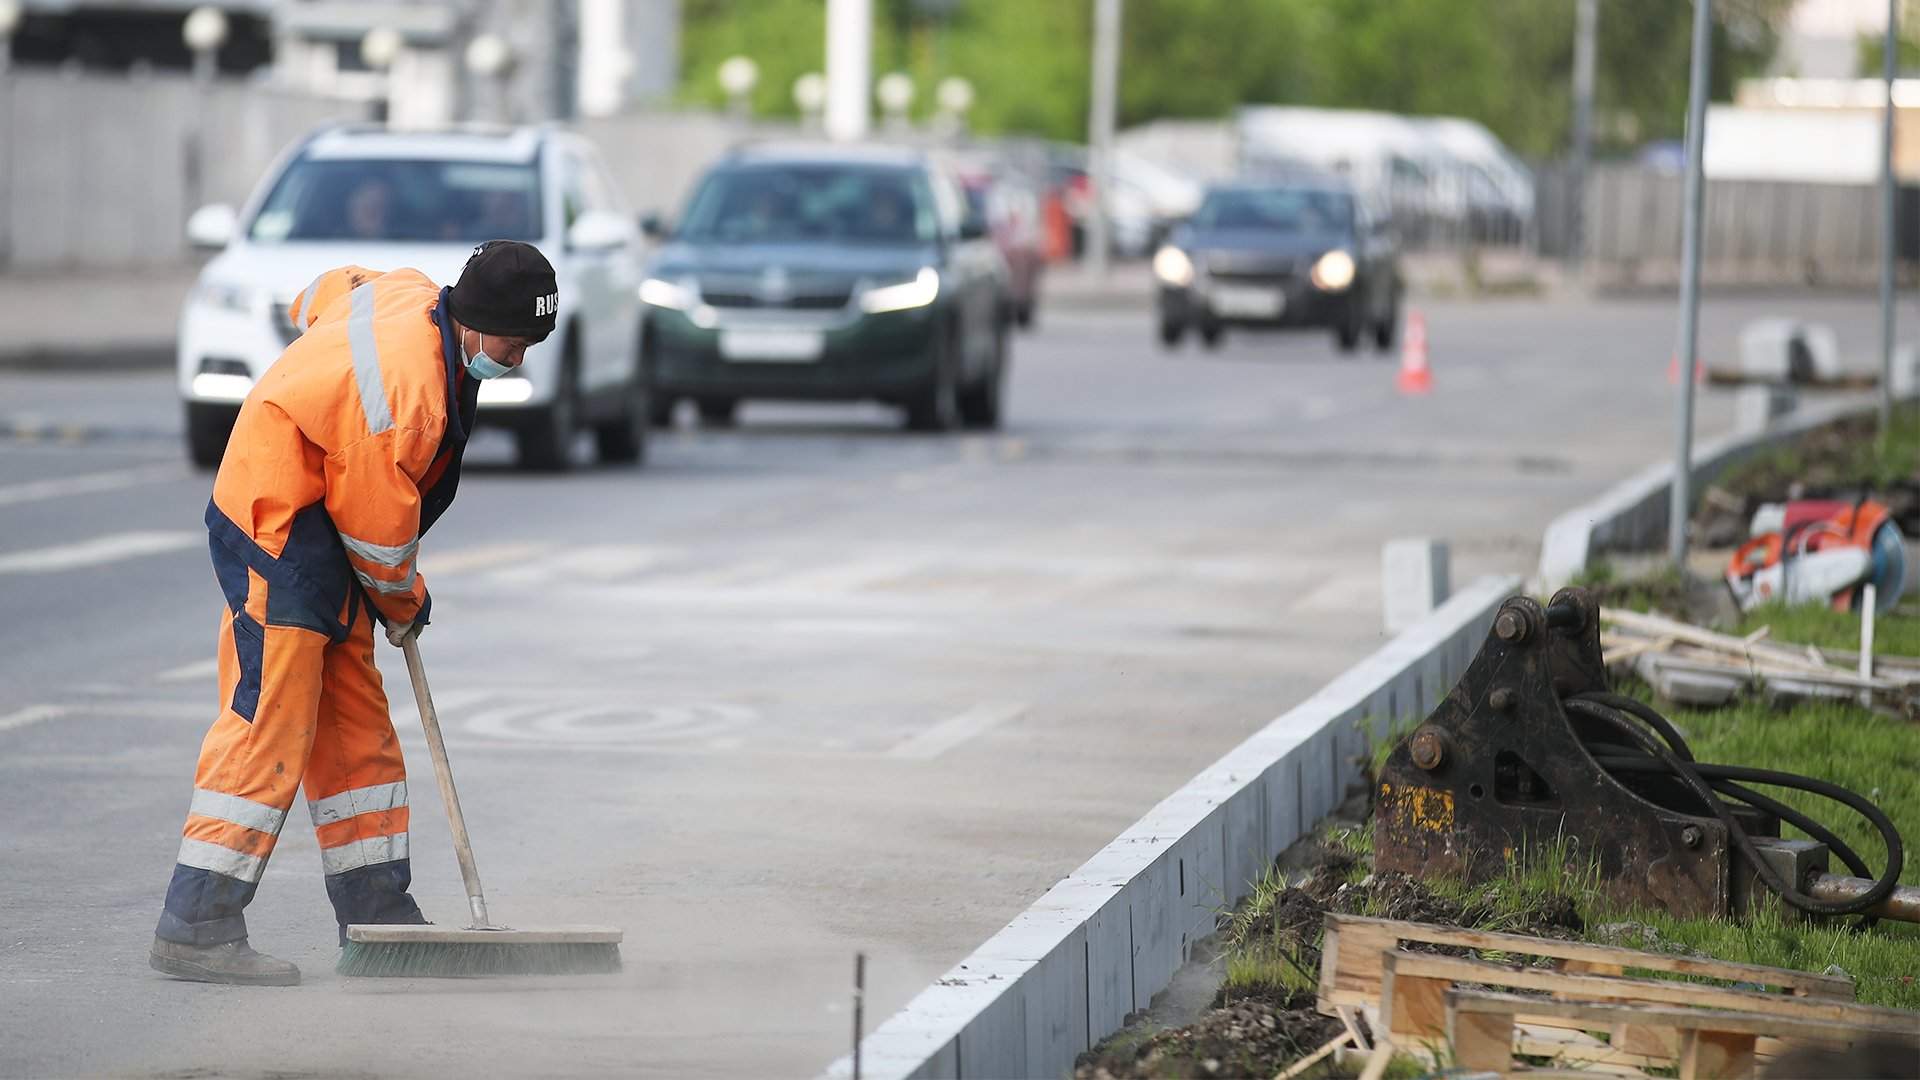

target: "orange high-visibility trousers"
[156,579,423,946]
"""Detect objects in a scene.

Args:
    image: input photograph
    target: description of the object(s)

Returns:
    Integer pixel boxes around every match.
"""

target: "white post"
[1085,0,1122,275]
[825,0,871,142]
[1668,0,1713,568]
[1880,0,1899,439]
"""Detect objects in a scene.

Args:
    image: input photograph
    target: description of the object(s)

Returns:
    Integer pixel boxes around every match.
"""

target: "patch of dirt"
[1073,989,1345,1080]
[1077,842,1594,1080]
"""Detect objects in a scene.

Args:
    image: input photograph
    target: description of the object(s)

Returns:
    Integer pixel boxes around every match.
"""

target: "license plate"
[1210,287,1285,319]
[719,329,825,363]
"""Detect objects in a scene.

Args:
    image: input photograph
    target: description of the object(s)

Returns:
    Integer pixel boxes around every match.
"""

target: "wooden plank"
[1402,955,1915,1032]
[1318,919,1403,1008]
[1677,1029,1758,1080]
[1450,1009,1514,1074]
[1381,964,1449,1038]
[1324,914,1853,999]
[1600,607,1847,676]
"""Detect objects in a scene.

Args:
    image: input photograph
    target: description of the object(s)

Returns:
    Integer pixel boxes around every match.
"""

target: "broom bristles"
[337,939,622,977]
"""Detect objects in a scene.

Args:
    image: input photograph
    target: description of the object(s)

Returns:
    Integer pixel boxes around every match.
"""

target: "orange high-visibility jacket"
[207,266,476,640]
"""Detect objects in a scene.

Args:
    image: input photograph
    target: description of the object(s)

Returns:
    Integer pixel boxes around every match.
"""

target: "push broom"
[337,637,622,977]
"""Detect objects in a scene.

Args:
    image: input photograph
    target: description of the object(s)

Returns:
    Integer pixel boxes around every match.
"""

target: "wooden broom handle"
[401,636,495,929]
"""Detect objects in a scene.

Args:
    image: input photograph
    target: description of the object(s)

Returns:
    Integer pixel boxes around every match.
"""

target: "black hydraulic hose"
[1574,691,1696,761]
[1591,757,1877,881]
[1562,696,1903,917]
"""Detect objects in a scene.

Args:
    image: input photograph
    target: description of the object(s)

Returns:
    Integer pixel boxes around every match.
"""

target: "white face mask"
[462,330,513,380]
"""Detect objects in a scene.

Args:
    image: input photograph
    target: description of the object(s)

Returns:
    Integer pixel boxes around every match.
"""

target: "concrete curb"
[1535,395,1880,588]
[823,573,1520,1080]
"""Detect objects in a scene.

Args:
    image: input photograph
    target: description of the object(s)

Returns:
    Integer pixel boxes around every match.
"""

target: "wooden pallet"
[1447,988,1920,1080]
[1316,914,1918,1078]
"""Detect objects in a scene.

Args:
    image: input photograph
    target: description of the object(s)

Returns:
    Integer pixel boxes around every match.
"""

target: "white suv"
[178,125,647,470]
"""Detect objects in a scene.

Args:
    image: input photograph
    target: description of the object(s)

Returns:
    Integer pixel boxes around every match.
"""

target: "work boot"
[149,936,300,986]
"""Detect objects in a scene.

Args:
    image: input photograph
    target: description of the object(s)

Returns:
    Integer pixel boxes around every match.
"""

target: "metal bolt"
[1409,728,1446,771]
[1681,825,1703,849]
[1494,610,1528,643]
[1488,687,1517,712]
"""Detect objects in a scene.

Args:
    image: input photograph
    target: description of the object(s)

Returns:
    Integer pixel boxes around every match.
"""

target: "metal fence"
[0,69,360,272]
[1537,161,1909,286]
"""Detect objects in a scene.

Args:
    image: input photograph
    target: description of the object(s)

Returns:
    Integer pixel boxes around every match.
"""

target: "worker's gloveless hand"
[384,620,423,648]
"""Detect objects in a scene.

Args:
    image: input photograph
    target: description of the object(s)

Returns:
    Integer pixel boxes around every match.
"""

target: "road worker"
[148,241,558,986]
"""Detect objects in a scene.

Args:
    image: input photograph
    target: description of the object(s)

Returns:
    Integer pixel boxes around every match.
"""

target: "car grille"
[1202,252,1302,279]
[701,289,852,310]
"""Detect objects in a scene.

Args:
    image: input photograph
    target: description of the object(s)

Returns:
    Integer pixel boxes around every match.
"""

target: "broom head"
[338,924,623,977]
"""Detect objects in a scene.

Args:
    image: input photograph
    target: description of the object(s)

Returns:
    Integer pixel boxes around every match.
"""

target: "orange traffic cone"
[1666,353,1706,385]
[1397,310,1433,395]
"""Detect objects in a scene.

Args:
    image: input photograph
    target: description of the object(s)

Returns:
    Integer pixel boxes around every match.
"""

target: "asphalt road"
[0,291,1882,1077]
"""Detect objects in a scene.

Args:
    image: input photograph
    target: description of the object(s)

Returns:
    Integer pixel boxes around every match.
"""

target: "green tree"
[675,0,1790,159]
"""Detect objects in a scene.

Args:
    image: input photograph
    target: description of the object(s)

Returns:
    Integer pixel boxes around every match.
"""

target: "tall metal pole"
[1880,0,1899,438]
[1668,0,1714,568]
[1086,0,1121,276]
[1568,0,1598,266]
[825,0,871,142]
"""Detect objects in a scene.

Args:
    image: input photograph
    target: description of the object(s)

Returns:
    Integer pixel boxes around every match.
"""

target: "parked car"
[957,168,1044,328]
[639,142,1011,431]
[1152,179,1400,352]
[177,124,647,470]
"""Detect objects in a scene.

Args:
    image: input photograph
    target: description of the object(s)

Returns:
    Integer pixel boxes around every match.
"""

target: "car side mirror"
[568,210,633,252]
[959,215,990,241]
[639,212,667,240]
[187,204,237,250]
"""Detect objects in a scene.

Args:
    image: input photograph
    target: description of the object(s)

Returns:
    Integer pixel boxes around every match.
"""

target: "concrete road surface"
[0,292,1880,1077]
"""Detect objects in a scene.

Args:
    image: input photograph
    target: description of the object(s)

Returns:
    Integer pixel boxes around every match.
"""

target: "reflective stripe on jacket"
[208,267,477,640]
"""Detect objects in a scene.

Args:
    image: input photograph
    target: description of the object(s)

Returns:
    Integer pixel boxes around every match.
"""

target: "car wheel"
[516,351,578,472]
[649,395,677,428]
[1159,320,1185,348]
[1373,305,1399,352]
[1199,323,1223,350]
[959,322,1007,430]
[593,357,648,467]
[904,326,961,432]
[696,398,738,427]
[1335,316,1362,354]
[184,402,234,470]
[1014,301,1034,329]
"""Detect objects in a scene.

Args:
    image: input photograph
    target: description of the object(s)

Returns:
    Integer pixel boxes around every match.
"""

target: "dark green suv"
[640,143,1012,431]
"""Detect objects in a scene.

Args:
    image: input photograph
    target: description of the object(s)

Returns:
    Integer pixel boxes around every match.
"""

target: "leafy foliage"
[676,0,1793,156]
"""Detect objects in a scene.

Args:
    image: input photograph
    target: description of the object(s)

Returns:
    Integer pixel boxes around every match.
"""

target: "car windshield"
[1192,189,1352,234]
[677,165,938,245]
[247,158,543,244]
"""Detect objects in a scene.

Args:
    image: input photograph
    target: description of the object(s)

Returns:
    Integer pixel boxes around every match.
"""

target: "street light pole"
[1668,0,1714,569]
[1086,0,1122,277]
[825,0,871,141]
[182,6,229,222]
[1880,0,1899,439]
[1568,0,1598,266]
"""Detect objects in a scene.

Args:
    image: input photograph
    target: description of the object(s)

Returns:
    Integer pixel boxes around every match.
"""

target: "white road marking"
[886,702,1029,760]
[0,530,201,574]
[155,658,219,683]
[0,705,69,733]
[0,463,190,508]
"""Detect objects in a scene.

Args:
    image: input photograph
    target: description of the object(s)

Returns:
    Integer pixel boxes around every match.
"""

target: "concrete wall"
[1,70,359,272]
[825,574,1520,1080]
[577,109,804,220]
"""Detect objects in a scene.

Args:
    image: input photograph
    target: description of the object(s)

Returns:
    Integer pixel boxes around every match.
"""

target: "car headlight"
[861,267,940,314]
[195,280,256,315]
[639,277,697,310]
[1152,245,1194,287]
[1310,250,1356,292]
